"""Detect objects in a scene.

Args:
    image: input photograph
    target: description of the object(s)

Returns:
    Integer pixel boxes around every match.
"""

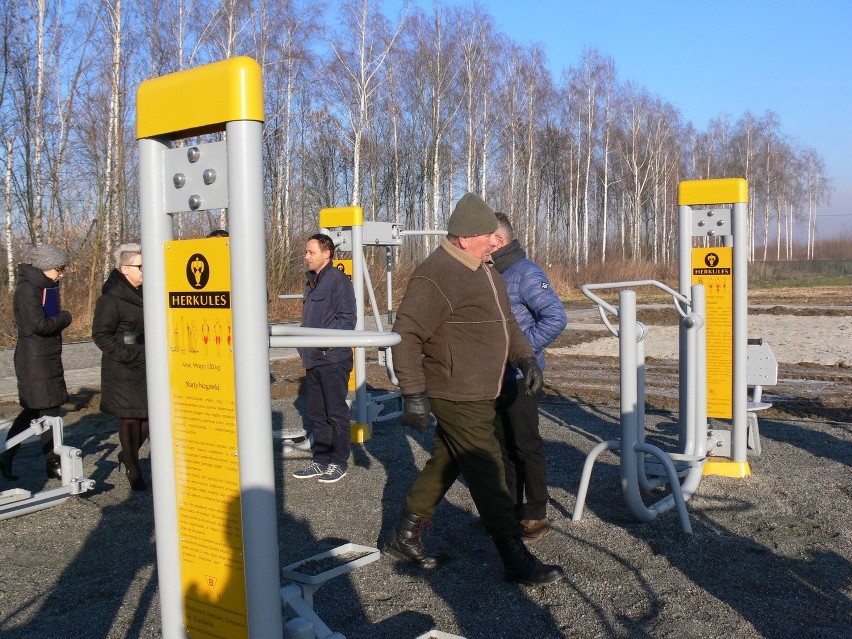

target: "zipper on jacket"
[483,263,510,396]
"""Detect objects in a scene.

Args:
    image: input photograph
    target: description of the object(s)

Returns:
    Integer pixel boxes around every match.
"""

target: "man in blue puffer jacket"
[491,213,568,543]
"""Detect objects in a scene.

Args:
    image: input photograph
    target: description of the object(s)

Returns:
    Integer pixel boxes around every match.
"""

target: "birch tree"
[327,0,402,207]
[801,147,830,260]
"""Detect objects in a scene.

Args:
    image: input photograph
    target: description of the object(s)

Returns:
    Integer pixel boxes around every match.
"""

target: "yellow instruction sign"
[692,247,733,419]
[165,238,247,639]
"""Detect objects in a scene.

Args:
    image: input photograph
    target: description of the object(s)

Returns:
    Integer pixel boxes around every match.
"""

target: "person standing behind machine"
[92,243,149,491]
[292,233,356,484]
[384,193,564,586]
[491,213,567,543]
[0,244,72,481]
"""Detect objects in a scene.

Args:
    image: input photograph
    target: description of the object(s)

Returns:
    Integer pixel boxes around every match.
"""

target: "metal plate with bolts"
[163,140,229,213]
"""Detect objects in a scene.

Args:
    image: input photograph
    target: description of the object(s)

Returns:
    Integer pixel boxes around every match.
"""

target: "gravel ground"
[0,298,850,639]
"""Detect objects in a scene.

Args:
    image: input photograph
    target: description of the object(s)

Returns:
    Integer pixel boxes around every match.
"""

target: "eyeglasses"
[126,264,143,271]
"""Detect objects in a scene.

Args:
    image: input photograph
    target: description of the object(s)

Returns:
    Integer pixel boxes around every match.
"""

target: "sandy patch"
[551,314,852,367]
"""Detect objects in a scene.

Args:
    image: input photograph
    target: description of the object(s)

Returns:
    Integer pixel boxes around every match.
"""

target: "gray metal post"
[731,202,749,462]
[385,247,393,325]
[677,204,692,450]
[693,283,708,456]
[226,119,283,638]
[619,290,652,523]
[351,222,368,430]
[139,135,184,637]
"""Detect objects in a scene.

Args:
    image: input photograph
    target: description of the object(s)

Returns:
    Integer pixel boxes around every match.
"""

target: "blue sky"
[385,0,852,239]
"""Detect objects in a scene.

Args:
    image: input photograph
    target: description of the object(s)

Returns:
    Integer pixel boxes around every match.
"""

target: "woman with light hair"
[92,243,148,491]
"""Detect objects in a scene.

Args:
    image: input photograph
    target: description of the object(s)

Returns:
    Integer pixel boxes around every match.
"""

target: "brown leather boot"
[520,518,551,544]
[494,535,564,585]
[383,508,440,570]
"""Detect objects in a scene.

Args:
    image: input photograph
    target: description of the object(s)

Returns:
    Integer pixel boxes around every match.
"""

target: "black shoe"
[126,469,147,491]
[45,452,62,480]
[494,536,564,586]
[119,450,147,491]
[0,448,19,481]
[383,508,440,570]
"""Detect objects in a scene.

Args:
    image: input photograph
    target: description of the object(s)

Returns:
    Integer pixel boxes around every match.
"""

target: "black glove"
[401,392,431,433]
[517,357,543,396]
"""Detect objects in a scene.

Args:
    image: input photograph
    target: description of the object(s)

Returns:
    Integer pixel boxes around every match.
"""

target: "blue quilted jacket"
[492,240,567,379]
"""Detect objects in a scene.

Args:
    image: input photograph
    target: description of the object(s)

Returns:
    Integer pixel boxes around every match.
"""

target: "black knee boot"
[494,536,564,586]
[0,447,19,480]
[384,508,440,569]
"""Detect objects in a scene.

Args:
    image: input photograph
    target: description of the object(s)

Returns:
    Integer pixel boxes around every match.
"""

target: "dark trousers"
[306,361,352,468]
[5,407,57,454]
[494,378,550,521]
[405,397,521,540]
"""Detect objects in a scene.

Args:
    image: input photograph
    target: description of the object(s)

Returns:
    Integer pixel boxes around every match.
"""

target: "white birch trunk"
[481,93,489,200]
[31,0,47,244]
[5,137,13,291]
[104,0,122,276]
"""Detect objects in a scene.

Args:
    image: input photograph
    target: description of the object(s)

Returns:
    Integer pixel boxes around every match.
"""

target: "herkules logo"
[168,252,231,309]
[694,251,730,276]
[187,253,210,289]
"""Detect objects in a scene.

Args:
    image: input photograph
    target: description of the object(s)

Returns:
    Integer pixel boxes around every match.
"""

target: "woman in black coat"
[92,243,148,490]
[0,244,72,481]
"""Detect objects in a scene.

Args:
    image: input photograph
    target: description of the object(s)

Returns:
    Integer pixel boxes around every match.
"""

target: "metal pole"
[226,119,283,638]
[692,283,708,457]
[619,290,653,523]
[351,221,369,431]
[731,202,749,463]
[385,247,393,325]
[677,204,692,451]
[139,136,185,638]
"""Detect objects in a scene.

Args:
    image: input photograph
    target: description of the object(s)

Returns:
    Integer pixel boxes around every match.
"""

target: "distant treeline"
[1,0,832,305]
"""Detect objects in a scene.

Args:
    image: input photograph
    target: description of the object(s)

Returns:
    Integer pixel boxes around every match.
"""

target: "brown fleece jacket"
[392,238,534,401]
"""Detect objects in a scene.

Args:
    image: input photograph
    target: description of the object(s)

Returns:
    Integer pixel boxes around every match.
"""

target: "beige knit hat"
[447,192,498,237]
[29,244,69,271]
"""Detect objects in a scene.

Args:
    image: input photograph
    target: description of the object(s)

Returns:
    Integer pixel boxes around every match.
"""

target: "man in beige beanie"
[384,192,564,586]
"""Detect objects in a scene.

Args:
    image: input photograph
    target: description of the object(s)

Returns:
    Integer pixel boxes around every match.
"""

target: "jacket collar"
[441,237,490,272]
[490,239,525,274]
[306,261,331,289]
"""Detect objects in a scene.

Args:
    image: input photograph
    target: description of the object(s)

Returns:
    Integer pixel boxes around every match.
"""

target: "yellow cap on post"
[678,178,748,206]
[319,206,364,228]
[136,56,264,139]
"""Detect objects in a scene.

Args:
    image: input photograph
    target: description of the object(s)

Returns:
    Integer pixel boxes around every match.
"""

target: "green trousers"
[405,397,522,540]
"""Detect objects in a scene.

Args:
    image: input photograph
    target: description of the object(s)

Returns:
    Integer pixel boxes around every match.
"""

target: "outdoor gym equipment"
[574,178,778,532]
[137,57,402,639]
[0,416,95,520]
[678,178,776,476]
[572,281,708,534]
